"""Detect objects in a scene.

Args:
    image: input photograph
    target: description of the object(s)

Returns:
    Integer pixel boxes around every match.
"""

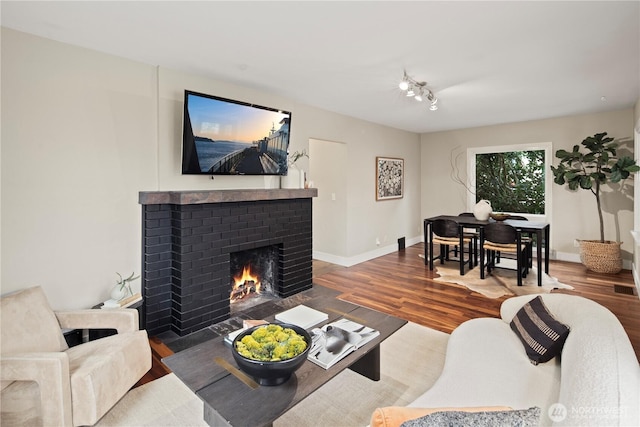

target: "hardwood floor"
[141,242,640,386]
[313,243,640,360]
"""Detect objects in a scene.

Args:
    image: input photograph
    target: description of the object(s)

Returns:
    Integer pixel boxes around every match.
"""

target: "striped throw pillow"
[510,296,570,365]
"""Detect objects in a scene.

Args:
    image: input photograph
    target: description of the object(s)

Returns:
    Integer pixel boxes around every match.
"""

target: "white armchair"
[1,286,152,426]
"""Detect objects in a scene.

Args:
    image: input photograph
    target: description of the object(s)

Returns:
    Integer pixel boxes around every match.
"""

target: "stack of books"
[274,305,328,329]
[101,292,142,309]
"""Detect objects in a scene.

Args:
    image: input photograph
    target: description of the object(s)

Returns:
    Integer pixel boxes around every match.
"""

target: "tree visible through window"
[475,150,545,214]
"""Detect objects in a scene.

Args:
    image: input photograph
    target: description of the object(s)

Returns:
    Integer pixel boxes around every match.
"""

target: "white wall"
[1,28,158,309]
[309,138,348,258]
[421,109,636,263]
[1,28,422,308]
[296,105,421,265]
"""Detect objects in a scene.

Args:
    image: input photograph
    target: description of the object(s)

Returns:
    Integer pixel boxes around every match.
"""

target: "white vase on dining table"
[473,199,492,220]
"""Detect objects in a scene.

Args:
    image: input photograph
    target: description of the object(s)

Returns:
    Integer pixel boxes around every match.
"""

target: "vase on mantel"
[473,199,492,220]
[281,167,303,189]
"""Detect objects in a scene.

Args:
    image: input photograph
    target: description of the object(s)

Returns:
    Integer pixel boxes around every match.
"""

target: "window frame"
[467,142,552,222]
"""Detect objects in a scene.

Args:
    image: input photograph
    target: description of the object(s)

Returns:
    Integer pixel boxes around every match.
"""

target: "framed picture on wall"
[376,157,404,201]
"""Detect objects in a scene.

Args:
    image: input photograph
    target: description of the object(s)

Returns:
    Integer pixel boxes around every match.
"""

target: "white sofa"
[407,294,640,426]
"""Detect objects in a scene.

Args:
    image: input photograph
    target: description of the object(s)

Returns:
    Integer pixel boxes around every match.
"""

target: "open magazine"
[307,318,380,369]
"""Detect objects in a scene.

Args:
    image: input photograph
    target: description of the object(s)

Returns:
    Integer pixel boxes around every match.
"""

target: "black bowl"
[231,323,312,386]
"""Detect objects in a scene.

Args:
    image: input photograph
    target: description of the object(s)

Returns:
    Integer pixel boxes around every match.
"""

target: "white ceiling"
[2,1,639,134]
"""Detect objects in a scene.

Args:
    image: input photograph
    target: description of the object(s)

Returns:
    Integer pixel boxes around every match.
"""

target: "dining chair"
[505,215,534,267]
[482,222,530,286]
[430,219,474,275]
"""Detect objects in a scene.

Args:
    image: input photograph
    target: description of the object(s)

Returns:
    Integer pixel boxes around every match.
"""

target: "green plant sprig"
[288,149,309,166]
[116,272,140,294]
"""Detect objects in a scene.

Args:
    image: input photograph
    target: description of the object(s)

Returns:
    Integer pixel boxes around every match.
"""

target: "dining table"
[423,215,550,286]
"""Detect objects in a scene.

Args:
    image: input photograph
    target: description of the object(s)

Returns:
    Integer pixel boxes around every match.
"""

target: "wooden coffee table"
[162,285,406,426]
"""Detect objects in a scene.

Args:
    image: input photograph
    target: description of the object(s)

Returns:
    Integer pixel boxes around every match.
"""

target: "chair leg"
[486,249,494,274]
[516,249,523,286]
[474,237,479,267]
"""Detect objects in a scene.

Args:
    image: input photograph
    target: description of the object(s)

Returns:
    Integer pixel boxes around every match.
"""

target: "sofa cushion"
[400,407,541,427]
[510,296,569,365]
[408,318,561,413]
[370,406,511,427]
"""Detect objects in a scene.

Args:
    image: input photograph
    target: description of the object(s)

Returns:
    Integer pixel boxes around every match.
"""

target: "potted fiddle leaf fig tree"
[551,132,640,273]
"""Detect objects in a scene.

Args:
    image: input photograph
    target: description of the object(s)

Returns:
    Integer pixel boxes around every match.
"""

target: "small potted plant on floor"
[551,132,639,273]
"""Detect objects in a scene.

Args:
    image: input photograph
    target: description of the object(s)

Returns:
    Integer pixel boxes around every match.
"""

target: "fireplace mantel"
[139,188,317,205]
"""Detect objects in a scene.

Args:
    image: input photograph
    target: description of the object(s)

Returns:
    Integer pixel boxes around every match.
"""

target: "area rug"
[95,373,207,426]
[275,322,449,426]
[433,258,574,299]
[97,323,448,427]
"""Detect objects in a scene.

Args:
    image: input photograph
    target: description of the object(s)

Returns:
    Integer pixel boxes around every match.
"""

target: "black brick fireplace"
[139,189,317,337]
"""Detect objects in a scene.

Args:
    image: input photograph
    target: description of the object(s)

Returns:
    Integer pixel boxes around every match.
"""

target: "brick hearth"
[139,189,317,337]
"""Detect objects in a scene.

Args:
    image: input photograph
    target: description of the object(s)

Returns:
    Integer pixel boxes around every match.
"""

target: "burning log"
[230,272,261,302]
[230,265,263,302]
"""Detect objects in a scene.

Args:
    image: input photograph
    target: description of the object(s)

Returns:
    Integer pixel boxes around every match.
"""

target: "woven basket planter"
[578,240,623,274]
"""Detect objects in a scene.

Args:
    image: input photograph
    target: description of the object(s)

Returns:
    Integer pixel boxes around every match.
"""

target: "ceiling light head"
[398,71,438,111]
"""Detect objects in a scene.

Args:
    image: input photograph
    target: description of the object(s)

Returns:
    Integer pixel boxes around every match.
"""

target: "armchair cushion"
[66,330,150,426]
[1,286,67,354]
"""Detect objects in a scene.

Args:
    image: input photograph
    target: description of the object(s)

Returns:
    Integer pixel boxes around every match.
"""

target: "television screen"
[182,90,291,175]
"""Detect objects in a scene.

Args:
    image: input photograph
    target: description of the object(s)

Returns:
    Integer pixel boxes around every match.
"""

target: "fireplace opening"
[229,245,280,313]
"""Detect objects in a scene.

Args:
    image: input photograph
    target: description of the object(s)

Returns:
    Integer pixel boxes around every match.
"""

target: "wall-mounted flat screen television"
[182,90,291,175]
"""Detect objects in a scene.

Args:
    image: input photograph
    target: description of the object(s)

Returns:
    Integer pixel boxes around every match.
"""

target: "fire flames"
[230,265,262,302]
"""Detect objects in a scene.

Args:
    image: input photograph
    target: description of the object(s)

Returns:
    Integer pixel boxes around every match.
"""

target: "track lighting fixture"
[398,71,438,111]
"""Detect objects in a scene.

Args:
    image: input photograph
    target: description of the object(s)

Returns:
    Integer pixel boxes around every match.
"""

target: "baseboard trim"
[313,236,421,267]
[554,250,632,271]
[314,245,634,271]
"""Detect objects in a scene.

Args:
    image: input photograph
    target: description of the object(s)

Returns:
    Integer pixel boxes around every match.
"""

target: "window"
[467,143,552,219]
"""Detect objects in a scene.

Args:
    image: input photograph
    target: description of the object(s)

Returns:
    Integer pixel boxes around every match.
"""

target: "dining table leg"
[480,227,485,279]
[459,225,465,276]
[536,229,543,286]
[423,220,429,266]
[544,224,550,274]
